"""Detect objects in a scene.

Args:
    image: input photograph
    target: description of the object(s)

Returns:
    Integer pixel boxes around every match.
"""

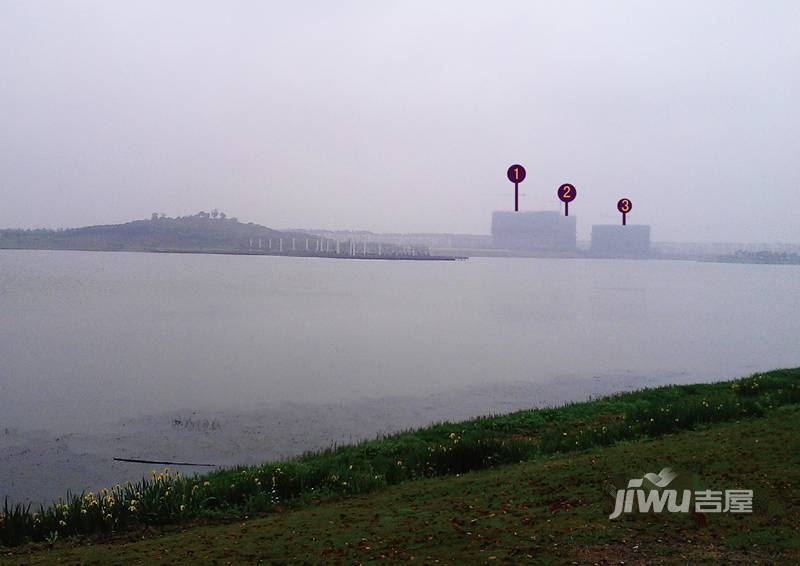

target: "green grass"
[1,368,799,552]
[5,402,800,563]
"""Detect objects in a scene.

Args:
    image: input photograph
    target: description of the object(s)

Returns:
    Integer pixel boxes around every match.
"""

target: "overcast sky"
[1,1,798,242]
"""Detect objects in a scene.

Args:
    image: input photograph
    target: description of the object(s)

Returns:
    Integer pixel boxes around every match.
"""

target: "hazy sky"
[1,1,798,242]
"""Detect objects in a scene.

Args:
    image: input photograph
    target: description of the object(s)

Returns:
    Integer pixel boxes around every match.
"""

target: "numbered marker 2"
[617,198,632,225]
[557,183,577,216]
[507,164,526,212]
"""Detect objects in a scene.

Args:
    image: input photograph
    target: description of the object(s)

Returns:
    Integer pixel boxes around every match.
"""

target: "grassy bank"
[7,401,800,563]
[2,369,799,550]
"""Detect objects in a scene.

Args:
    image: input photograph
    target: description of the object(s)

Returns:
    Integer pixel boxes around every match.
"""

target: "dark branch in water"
[113,457,217,467]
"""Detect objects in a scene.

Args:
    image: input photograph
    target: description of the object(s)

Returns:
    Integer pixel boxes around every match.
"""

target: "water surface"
[1,250,799,433]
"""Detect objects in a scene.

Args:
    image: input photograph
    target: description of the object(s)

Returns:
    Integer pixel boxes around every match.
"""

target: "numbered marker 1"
[617,198,632,225]
[557,183,577,216]
[507,164,526,212]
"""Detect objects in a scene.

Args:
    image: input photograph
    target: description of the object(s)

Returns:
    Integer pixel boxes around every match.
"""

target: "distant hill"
[0,212,309,252]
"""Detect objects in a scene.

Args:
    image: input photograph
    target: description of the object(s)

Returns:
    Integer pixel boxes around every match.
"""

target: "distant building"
[491,211,576,251]
[591,225,651,257]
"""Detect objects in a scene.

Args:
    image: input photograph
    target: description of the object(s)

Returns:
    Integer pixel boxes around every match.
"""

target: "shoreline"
[3,367,798,554]
[7,247,800,265]
[0,247,466,261]
[0,369,713,506]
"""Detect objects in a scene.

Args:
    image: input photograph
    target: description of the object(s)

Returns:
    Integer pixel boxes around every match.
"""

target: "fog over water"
[1,1,799,242]
[2,250,798,434]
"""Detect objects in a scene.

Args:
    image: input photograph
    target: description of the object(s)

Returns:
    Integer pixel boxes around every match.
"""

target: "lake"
[2,249,799,433]
[2,250,800,502]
